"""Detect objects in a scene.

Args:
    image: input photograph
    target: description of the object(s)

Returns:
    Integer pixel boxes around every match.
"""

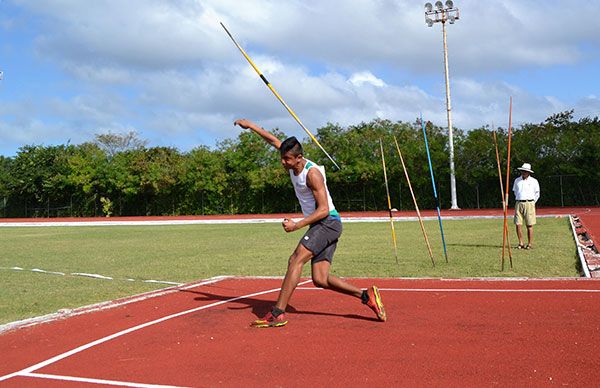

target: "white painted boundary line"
[297,287,600,293]
[569,215,592,278]
[1,273,591,334]
[0,276,228,334]
[0,219,284,227]
[22,372,189,388]
[3,266,183,286]
[379,288,600,293]
[0,214,567,227]
[0,279,312,385]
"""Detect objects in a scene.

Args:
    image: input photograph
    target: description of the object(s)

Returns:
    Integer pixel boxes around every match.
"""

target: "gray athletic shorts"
[300,215,342,264]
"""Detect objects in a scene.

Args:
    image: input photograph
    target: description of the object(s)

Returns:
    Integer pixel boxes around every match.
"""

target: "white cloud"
[2,0,599,156]
[0,91,137,154]
[0,118,85,149]
[349,72,386,87]
[63,64,133,85]
[573,95,600,119]
[22,0,226,69]
[17,0,600,75]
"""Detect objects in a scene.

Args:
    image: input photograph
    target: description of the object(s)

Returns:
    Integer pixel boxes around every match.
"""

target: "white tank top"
[289,159,337,218]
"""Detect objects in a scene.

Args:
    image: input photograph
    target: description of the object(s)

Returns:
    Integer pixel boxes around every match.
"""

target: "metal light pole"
[425,1,460,210]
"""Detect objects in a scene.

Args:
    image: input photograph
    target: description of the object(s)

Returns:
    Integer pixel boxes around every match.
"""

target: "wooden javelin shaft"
[501,97,514,270]
[493,129,513,260]
[379,139,399,264]
[393,136,435,267]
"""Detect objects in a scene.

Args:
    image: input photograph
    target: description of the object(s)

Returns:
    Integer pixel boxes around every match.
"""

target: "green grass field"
[0,217,580,324]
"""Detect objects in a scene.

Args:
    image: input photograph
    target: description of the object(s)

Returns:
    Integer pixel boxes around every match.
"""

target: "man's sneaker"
[366,286,386,322]
[251,311,288,328]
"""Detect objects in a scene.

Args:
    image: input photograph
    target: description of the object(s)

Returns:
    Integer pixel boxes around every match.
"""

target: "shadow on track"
[179,288,378,322]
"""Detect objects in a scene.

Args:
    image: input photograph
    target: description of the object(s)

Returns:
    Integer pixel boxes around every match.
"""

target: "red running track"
[2,277,600,387]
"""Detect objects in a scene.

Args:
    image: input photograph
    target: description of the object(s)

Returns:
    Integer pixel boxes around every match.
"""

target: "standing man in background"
[513,163,540,249]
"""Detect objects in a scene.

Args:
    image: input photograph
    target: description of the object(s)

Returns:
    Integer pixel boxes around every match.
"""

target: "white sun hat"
[517,163,534,173]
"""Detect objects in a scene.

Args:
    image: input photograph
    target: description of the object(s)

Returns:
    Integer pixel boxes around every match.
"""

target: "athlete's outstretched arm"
[234,119,282,150]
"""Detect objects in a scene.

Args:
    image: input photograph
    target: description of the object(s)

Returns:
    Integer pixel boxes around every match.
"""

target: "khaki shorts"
[514,201,536,226]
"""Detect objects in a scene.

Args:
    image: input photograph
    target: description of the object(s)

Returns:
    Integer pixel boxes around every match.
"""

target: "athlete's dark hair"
[280,136,303,157]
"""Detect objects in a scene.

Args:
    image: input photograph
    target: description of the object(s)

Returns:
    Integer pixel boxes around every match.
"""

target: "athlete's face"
[280,151,303,170]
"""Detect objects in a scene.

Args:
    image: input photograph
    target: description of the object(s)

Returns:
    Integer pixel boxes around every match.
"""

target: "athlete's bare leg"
[274,243,313,311]
[311,261,362,298]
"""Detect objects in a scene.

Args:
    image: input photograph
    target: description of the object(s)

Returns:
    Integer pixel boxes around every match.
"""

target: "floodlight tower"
[425,1,460,210]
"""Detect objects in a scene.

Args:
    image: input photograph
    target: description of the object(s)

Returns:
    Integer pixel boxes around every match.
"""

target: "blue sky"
[1,0,599,156]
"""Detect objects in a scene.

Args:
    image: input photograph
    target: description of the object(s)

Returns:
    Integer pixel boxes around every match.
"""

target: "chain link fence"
[1,174,597,218]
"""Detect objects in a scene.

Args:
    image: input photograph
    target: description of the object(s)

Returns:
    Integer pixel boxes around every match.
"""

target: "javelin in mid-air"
[220,22,340,170]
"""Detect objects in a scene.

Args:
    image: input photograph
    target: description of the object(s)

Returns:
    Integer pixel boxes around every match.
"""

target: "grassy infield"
[0,217,579,324]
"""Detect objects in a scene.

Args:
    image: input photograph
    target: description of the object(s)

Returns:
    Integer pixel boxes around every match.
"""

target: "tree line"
[0,111,598,218]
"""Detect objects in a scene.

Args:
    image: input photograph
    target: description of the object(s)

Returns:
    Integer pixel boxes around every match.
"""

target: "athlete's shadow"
[179,288,378,322]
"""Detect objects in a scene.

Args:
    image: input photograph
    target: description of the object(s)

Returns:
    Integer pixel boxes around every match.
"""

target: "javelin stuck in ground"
[220,22,340,170]
[379,139,399,264]
[393,136,435,267]
[492,125,513,261]
[501,97,514,270]
[420,114,449,262]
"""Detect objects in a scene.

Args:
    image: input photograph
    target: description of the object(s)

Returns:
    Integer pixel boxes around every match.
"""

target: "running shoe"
[366,286,386,322]
[251,311,288,328]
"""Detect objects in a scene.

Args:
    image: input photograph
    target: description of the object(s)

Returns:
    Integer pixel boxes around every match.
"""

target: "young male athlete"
[234,118,386,328]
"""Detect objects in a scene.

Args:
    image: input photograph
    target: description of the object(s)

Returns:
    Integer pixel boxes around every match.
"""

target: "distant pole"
[560,175,564,207]
[425,1,460,210]
[421,114,449,262]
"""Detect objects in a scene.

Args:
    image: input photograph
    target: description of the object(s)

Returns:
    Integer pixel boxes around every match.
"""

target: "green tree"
[10,145,75,215]
[94,131,147,159]
[180,146,227,214]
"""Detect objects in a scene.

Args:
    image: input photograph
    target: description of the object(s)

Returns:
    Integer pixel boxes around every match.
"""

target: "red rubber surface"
[576,208,600,245]
[2,207,600,386]
[2,277,600,387]
[1,206,598,222]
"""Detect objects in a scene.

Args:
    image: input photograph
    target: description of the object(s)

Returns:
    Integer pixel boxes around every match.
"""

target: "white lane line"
[22,372,189,388]
[296,287,600,293]
[2,266,183,286]
[0,219,286,227]
[570,214,592,278]
[143,280,182,286]
[71,272,114,280]
[0,276,227,334]
[31,268,65,275]
[0,213,567,227]
[0,279,311,383]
